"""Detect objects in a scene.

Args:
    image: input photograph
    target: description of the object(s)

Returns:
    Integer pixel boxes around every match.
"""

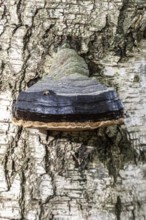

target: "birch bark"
[0,0,146,219]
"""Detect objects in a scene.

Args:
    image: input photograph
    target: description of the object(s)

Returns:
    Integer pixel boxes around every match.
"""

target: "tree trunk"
[0,0,146,219]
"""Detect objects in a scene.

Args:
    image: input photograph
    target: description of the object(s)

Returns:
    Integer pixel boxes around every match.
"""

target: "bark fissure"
[16,0,23,24]
[114,0,130,58]
[115,196,122,220]
[3,127,22,189]
[19,170,26,220]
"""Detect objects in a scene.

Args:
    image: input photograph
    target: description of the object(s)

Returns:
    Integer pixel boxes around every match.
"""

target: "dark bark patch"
[115,195,122,220]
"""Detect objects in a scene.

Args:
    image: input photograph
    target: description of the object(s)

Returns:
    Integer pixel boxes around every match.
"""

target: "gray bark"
[0,0,146,219]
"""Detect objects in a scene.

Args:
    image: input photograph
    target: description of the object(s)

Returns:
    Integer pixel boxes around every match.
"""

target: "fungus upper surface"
[12,48,124,131]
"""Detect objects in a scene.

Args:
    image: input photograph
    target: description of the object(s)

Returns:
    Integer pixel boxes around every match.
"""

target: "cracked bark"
[0,0,146,219]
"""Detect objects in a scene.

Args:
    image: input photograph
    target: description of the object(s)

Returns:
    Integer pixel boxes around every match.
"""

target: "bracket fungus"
[12,48,124,131]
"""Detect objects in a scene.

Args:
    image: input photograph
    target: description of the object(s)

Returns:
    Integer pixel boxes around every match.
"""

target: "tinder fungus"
[12,48,124,131]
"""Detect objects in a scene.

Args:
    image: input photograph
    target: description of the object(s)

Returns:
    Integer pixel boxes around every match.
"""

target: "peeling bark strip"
[12,48,124,130]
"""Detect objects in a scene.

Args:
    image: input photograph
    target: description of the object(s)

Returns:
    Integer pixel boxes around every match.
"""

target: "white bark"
[0,0,146,219]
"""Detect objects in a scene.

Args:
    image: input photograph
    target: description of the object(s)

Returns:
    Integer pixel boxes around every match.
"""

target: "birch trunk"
[0,0,146,219]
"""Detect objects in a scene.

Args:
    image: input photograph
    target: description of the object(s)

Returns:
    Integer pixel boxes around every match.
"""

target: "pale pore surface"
[12,117,124,131]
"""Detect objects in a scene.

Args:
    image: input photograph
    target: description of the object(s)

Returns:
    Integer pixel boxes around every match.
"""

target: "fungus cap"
[12,49,124,131]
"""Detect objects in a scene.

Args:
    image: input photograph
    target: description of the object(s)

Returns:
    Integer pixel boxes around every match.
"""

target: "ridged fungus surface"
[12,49,124,131]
